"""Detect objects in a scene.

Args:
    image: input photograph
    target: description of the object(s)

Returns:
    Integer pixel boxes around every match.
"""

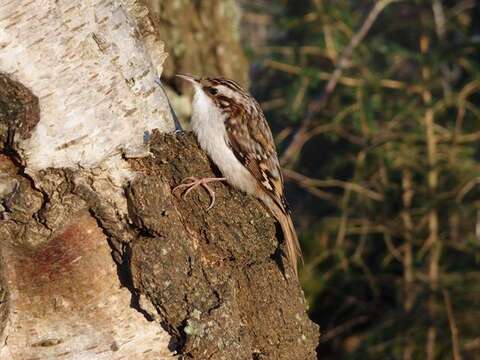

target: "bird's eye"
[208,87,218,95]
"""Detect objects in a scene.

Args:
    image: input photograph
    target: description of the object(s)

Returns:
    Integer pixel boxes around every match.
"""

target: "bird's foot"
[173,176,226,210]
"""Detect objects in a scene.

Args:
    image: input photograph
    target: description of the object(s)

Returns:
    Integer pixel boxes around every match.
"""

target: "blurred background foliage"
[152,0,480,358]
[240,0,480,359]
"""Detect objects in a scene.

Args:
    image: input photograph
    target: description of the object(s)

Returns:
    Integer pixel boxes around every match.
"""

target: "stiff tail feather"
[268,202,302,278]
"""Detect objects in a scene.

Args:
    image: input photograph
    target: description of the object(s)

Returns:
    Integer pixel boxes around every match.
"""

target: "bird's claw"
[173,176,226,210]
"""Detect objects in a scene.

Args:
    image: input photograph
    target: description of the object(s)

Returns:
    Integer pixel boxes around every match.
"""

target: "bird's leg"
[173,176,227,210]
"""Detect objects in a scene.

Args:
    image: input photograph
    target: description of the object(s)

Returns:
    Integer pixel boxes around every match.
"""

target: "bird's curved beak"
[175,73,198,84]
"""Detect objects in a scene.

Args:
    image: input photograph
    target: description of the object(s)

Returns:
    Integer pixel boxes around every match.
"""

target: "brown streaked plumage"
[175,74,302,278]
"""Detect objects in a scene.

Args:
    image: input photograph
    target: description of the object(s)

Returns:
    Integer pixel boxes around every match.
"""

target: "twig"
[451,81,480,151]
[455,177,480,202]
[401,166,416,360]
[443,290,462,360]
[292,76,310,113]
[433,0,446,41]
[281,0,403,166]
[283,169,336,202]
[382,235,404,264]
[265,59,420,91]
[463,337,480,351]
[283,168,384,201]
[319,316,369,342]
[277,103,357,162]
[450,0,476,18]
[421,32,440,360]
[312,0,402,112]
[401,169,415,310]
[433,0,453,98]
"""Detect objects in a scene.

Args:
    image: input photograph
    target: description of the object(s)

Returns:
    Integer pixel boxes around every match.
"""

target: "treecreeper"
[173,74,302,277]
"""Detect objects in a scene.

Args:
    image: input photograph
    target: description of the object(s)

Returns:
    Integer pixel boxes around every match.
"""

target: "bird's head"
[176,74,252,118]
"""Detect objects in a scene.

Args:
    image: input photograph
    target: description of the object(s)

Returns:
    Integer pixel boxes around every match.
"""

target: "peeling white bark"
[0,0,173,173]
[0,214,175,360]
[0,0,176,358]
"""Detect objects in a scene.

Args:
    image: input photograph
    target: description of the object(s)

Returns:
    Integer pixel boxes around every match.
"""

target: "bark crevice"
[122,131,319,359]
[0,74,173,359]
[0,74,319,359]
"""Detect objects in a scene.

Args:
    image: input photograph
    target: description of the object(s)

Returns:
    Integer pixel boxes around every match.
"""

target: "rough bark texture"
[0,73,319,358]
[1,0,173,172]
[1,0,176,356]
[0,0,319,358]
[127,132,318,359]
[0,74,174,359]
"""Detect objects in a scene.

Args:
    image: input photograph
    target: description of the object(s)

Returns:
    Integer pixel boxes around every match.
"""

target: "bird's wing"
[224,100,302,275]
[224,100,289,213]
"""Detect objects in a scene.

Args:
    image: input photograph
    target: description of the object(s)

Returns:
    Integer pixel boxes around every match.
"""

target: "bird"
[173,74,302,277]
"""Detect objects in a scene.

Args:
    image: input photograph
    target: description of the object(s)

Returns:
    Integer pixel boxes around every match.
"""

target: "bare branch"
[281,0,403,166]
[283,168,384,201]
[443,290,462,360]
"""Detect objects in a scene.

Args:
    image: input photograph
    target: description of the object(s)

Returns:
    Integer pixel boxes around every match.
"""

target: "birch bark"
[0,0,175,358]
[0,1,319,359]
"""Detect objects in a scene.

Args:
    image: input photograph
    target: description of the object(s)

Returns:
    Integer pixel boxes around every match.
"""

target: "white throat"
[191,87,225,128]
[189,87,257,195]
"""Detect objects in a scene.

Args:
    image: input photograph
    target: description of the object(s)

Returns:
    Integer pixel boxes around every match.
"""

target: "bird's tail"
[268,201,302,278]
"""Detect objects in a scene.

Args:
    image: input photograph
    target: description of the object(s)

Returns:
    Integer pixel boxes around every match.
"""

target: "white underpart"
[191,85,256,195]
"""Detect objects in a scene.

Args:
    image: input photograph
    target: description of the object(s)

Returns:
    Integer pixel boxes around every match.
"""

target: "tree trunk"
[0,1,319,359]
[148,0,249,85]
